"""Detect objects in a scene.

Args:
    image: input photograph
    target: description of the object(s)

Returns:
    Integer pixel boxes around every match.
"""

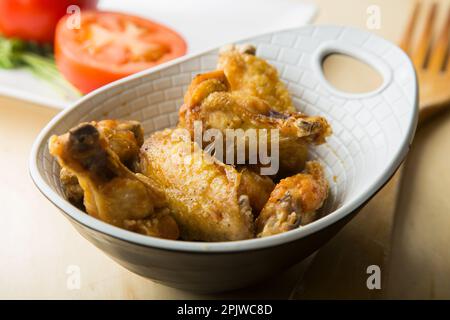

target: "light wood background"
[1,0,449,299]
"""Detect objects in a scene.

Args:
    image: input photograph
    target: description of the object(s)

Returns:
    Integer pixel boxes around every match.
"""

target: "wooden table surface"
[1,0,450,299]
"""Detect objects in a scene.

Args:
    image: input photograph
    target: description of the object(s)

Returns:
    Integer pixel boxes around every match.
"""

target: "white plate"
[0,0,316,109]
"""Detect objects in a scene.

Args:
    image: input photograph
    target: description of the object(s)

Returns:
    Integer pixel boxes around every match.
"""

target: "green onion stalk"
[0,36,81,99]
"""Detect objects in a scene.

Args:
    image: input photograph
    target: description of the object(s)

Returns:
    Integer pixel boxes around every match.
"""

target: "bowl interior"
[32,25,417,248]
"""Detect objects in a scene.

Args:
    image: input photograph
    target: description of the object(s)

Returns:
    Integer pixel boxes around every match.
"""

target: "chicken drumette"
[49,123,179,240]
[256,161,329,237]
[58,119,144,208]
[178,70,331,176]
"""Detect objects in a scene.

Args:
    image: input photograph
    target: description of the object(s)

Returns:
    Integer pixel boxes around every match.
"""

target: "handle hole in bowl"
[321,53,383,94]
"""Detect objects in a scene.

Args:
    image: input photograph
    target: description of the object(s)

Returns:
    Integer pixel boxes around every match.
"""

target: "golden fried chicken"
[238,167,275,213]
[49,123,179,240]
[181,88,330,142]
[218,44,296,113]
[47,42,333,242]
[178,70,331,176]
[180,70,330,142]
[256,161,329,237]
[140,128,255,241]
[123,209,179,239]
[58,119,144,208]
[95,119,144,170]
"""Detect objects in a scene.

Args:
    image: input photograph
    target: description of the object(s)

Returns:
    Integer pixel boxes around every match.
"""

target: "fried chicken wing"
[95,119,144,170]
[181,86,330,142]
[58,119,145,208]
[49,123,179,240]
[140,128,255,241]
[179,70,331,176]
[256,161,329,237]
[218,44,296,112]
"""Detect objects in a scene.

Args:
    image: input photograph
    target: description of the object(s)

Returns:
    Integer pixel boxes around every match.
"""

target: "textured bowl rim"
[29,25,418,253]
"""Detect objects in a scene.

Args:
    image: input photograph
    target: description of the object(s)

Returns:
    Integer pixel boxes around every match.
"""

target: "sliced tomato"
[55,11,187,93]
[0,0,98,43]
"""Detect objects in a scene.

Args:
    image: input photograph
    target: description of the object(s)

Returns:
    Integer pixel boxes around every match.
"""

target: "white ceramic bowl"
[30,25,418,293]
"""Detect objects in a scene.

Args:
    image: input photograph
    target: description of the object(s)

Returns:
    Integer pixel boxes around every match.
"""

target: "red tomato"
[0,0,98,43]
[55,11,187,93]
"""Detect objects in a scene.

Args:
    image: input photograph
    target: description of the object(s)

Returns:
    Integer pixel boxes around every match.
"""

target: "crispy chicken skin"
[180,70,330,142]
[218,44,296,113]
[238,167,275,213]
[58,119,144,207]
[123,209,179,239]
[140,128,255,241]
[179,70,331,176]
[256,161,329,237]
[49,123,179,240]
[95,119,144,170]
[277,139,309,178]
